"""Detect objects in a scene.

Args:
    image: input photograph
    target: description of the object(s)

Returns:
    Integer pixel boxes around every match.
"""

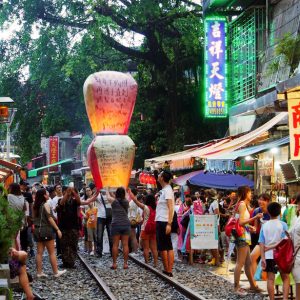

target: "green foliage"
[267,33,300,75]
[0,0,227,166]
[0,194,23,263]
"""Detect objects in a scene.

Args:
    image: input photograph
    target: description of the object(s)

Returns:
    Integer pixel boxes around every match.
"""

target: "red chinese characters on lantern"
[87,135,135,189]
[83,71,138,135]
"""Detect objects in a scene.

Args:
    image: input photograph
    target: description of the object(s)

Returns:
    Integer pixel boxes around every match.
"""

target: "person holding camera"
[57,187,99,268]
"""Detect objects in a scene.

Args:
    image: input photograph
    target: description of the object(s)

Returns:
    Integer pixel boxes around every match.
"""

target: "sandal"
[123,264,128,269]
[110,265,117,270]
[234,288,248,297]
[247,286,264,293]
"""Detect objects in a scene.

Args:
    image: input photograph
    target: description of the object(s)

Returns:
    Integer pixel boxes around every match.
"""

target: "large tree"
[0,0,227,166]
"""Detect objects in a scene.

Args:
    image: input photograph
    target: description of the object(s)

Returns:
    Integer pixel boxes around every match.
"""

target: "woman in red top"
[129,190,158,267]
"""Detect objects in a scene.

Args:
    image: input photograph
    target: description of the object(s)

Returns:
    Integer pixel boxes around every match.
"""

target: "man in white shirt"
[155,170,175,277]
[90,183,112,257]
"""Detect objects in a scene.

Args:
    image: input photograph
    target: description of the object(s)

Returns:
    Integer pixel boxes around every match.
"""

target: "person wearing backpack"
[128,190,158,267]
[259,202,290,300]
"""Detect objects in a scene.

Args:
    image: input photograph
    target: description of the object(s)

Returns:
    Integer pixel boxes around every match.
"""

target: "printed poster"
[190,214,218,249]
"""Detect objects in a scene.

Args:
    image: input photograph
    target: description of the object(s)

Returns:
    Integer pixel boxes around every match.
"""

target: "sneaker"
[54,270,67,278]
[90,251,94,256]
[37,272,48,278]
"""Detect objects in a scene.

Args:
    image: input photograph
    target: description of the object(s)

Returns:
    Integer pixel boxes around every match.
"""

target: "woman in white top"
[233,186,263,296]
[290,195,300,300]
[128,190,158,267]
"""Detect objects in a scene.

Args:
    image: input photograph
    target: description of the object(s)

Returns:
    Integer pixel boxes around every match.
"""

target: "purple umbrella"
[188,171,254,190]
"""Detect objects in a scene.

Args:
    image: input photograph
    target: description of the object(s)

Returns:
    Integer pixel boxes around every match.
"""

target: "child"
[259,202,290,300]
[85,202,98,255]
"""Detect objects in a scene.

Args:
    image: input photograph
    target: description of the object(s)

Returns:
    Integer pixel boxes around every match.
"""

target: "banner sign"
[49,136,59,171]
[190,214,218,249]
[288,99,300,160]
[205,17,227,118]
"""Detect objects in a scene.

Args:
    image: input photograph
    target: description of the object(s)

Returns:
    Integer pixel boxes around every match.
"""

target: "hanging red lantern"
[83,71,138,135]
[150,176,156,185]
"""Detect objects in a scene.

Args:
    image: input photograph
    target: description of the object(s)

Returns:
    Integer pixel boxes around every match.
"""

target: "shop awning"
[0,159,22,172]
[145,112,288,170]
[173,170,203,186]
[28,158,73,177]
[207,136,290,160]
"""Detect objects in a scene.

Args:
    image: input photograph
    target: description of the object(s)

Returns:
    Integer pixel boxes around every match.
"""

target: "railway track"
[78,252,207,300]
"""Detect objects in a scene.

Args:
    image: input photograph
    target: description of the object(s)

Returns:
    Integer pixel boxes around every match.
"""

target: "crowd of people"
[5,170,300,300]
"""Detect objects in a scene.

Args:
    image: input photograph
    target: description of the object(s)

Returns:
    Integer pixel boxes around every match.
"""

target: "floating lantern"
[83,71,138,135]
[87,135,135,189]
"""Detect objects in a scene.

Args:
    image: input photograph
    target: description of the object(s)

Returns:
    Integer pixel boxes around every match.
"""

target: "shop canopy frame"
[28,158,73,177]
[145,112,288,170]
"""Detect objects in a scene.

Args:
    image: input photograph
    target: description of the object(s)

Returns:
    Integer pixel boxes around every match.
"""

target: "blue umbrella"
[188,171,254,190]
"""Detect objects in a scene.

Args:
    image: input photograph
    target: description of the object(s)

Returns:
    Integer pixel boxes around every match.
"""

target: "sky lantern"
[83,71,138,135]
[84,71,137,188]
[87,135,135,188]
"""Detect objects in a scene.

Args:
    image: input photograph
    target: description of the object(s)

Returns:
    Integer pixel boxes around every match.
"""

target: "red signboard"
[49,136,59,172]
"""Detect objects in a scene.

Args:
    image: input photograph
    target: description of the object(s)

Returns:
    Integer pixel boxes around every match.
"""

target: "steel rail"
[77,253,117,300]
[127,253,208,300]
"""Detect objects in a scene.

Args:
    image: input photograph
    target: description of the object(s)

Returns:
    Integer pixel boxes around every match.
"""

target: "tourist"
[259,202,289,300]
[250,193,271,277]
[85,202,98,255]
[106,187,131,270]
[233,186,263,296]
[8,183,26,250]
[290,194,300,300]
[32,188,66,278]
[90,183,112,258]
[128,190,158,266]
[180,196,193,264]
[128,188,141,253]
[49,184,63,257]
[207,189,220,266]
[57,187,98,268]
[155,170,175,277]
[8,248,42,300]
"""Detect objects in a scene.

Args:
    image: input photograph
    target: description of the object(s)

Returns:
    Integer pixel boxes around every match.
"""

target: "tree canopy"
[0,0,227,166]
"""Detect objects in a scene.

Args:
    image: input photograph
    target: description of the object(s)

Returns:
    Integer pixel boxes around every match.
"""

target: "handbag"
[180,211,190,228]
[274,231,300,274]
[37,205,54,241]
[129,202,142,226]
[224,202,244,237]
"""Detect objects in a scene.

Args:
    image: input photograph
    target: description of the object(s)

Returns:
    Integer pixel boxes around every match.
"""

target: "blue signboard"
[205,17,227,118]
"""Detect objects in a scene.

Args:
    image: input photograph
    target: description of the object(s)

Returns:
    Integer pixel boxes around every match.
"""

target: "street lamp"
[0,97,17,161]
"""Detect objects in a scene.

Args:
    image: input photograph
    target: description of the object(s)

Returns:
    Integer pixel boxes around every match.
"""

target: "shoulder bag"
[37,205,54,241]
[274,230,300,274]
[224,201,244,238]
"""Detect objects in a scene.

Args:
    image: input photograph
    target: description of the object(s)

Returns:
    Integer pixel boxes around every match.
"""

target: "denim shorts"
[235,238,249,249]
[111,225,131,236]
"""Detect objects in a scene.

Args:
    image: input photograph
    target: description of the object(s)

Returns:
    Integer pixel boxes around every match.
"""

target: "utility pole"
[6,108,17,160]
